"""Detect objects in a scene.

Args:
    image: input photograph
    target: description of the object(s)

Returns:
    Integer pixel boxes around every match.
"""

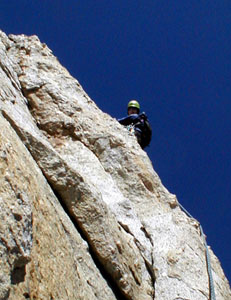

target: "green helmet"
[127,100,140,113]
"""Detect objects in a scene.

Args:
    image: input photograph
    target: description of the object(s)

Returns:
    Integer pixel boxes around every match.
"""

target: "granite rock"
[0,30,230,299]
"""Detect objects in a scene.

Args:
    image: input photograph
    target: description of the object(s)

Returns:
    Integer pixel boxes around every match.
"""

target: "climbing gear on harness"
[126,124,135,134]
[178,203,216,300]
[125,124,142,146]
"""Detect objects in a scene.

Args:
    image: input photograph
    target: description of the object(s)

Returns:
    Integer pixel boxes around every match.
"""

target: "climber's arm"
[118,114,139,126]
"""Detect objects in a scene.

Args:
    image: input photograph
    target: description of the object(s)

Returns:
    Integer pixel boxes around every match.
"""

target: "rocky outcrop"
[0,30,230,299]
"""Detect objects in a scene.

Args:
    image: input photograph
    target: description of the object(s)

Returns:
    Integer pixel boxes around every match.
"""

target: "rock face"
[0,30,230,300]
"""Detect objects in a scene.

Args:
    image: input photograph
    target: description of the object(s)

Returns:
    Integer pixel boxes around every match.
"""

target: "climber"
[118,100,152,149]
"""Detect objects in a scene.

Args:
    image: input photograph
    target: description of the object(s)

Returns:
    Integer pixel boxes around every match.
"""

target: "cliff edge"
[0,31,230,300]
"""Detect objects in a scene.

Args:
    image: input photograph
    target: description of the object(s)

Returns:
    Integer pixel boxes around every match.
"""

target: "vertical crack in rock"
[118,221,156,299]
[51,188,127,300]
[3,111,153,299]
[1,30,230,299]
[1,113,118,299]
[140,225,154,247]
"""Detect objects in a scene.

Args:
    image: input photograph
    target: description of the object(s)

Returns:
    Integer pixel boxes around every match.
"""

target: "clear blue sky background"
[1,1,230,283]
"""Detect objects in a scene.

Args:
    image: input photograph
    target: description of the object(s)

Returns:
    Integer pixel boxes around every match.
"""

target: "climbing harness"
[178,203,216,300]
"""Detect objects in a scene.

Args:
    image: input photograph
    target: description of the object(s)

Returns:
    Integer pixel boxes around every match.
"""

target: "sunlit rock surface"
[0,30,230,300]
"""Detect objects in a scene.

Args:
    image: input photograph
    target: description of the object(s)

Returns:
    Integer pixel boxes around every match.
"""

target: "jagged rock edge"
[1,31,230,299]
[2,110,154,300]
[2,110,127,299]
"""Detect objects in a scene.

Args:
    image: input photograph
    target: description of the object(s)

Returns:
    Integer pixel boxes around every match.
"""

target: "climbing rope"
[178,203,216,300]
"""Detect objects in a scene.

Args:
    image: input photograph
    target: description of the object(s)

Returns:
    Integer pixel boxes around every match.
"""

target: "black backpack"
[135,113,152,148]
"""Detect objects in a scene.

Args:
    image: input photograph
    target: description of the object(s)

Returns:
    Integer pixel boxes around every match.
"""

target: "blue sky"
[1,1,230,283]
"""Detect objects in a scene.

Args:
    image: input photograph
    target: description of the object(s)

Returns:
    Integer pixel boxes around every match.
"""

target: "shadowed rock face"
[0,30,230,300]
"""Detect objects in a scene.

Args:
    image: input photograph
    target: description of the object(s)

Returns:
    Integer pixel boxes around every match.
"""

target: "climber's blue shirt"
[118,114,141,127]
[118,114,142,135]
